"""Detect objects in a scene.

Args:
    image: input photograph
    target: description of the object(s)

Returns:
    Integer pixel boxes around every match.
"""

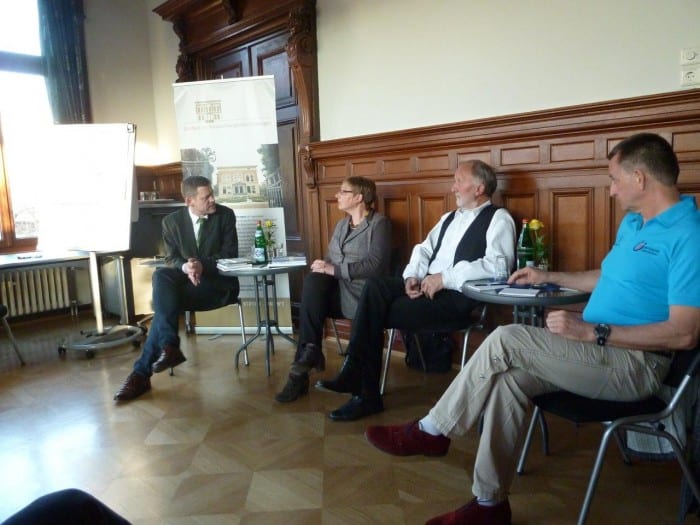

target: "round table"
[462,280,591,326]
[219,264,304,376]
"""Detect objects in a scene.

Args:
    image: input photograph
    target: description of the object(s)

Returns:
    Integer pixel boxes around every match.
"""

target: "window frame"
[0,50,46,252]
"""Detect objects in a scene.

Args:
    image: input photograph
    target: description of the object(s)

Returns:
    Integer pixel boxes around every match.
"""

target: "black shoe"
[113,372,151,402]
[329,395,384,422]
[275,373,310,403]
[315,356,359,394]
[291,343,326,375]
[152,344,187,374]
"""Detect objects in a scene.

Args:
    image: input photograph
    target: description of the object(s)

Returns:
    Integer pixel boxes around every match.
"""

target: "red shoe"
[365,420,450,456]
[426,498,511,525]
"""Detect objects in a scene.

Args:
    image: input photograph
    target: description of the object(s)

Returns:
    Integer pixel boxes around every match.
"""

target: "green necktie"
[196,217,206,247]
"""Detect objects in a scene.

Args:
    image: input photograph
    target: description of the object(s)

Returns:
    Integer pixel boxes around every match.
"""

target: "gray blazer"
[325,210,392,318]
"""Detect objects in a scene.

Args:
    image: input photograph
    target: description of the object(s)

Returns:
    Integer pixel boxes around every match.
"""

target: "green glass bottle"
[253,220,268,264]
[516,218,535,269]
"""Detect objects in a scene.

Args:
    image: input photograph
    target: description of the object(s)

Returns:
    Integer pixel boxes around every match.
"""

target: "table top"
[218,263,306,277]
[462,280,591,307]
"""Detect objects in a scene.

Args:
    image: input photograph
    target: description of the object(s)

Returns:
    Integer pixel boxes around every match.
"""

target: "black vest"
[428,204,499,267]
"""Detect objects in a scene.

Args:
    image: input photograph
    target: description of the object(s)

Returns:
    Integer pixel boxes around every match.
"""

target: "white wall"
[84,0,162,164]
[316,0,700,140]
[85,0,700,160]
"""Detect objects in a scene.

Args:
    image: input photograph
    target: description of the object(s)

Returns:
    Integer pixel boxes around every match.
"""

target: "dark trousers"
[345,276,479,398]
[294,272,344,361]
[134,267,239,377]
[2,489,130,525]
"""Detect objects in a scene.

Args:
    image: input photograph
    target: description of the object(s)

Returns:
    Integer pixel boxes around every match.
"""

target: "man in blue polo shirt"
[364,132,700,525]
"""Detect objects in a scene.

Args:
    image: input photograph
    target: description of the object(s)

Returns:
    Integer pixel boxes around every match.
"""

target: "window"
[0,0,53,250]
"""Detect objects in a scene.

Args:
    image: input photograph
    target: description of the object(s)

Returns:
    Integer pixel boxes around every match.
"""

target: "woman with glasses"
[276,176,391,402]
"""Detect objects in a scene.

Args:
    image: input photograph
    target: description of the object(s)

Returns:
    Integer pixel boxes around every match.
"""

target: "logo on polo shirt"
[633,241,659,255]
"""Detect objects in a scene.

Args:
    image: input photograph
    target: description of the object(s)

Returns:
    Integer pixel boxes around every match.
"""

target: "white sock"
[477,498,503,507]
[418,415,442,436]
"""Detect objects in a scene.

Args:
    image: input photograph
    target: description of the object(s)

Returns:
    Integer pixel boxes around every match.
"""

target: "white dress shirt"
[402,200,516,291]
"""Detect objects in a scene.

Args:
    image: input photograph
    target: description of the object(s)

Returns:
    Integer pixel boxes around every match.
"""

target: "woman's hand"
[310,259,331,275]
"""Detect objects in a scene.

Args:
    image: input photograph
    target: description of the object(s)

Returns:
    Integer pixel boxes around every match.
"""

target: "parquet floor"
[0,313,694,524]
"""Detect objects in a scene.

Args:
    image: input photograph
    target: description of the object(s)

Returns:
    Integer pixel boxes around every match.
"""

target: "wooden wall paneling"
[551,188,594,271]
[319,161,348,182]
[350,160,380,177]
[321,185,343,248]
[304,186,322,259]
[415,151,451,174]
[416,191,452,243]
[500,191,537,228]
[456,150,492,166]
[381,193,411,268]
[381,157,413,179]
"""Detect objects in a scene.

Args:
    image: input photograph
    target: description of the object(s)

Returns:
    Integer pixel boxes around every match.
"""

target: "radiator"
[0,266,72,318]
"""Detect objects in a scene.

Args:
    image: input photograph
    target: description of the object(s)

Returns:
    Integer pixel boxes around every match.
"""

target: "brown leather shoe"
[152,344,187,374]
[113,372,151,402]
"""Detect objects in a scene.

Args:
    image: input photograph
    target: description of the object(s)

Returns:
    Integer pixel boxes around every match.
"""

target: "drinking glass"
[493,255,509,282]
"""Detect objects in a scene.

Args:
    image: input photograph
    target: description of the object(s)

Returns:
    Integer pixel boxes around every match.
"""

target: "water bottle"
[253,220,267,264]
[516,218,535,269]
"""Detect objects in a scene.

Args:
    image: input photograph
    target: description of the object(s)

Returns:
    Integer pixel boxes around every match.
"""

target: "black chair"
[1,304,25,366]
[516,347,700,525]
[380,303,489,395]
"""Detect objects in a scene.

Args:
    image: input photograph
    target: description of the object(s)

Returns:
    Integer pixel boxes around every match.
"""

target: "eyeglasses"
[337,189,355,195]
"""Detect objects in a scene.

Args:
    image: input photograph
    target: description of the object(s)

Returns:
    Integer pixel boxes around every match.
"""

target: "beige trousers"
[428,324,671,500]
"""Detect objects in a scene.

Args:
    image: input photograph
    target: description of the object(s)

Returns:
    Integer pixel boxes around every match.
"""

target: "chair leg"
[461,304,489,368]
[2,317,25,366]
[413,333,427,372]
[577,425,618,525]
[612,428,632,465]
[236,299,248,366]
[331,318,344,355]
[380,328,397,395]
[517,406,541,475]
[460,328,471,369]
[185,311,194,334]
[538,410,550,456]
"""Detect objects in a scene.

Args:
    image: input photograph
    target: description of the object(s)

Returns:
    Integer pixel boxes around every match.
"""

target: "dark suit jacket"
[161,204,238,286]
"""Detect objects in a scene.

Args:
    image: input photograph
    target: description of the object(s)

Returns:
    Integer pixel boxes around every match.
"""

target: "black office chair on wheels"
[1,304,25,366]
[516,347,700,525]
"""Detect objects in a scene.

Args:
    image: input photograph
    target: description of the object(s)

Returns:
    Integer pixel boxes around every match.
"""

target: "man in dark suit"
[114,175,239,401]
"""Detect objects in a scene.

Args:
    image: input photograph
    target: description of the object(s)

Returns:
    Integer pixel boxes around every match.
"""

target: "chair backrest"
[664,346,700,389]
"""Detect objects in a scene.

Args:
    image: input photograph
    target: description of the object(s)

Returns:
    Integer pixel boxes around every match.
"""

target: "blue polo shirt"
[583,195,700,326]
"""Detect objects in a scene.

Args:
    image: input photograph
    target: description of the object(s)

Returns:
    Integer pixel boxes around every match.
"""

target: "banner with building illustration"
[173,76,292,334]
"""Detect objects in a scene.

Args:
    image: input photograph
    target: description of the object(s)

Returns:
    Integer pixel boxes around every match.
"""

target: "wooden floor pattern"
[0,314,695,524]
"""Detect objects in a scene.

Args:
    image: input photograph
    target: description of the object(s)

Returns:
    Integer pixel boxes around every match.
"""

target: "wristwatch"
[594,323,611,346]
